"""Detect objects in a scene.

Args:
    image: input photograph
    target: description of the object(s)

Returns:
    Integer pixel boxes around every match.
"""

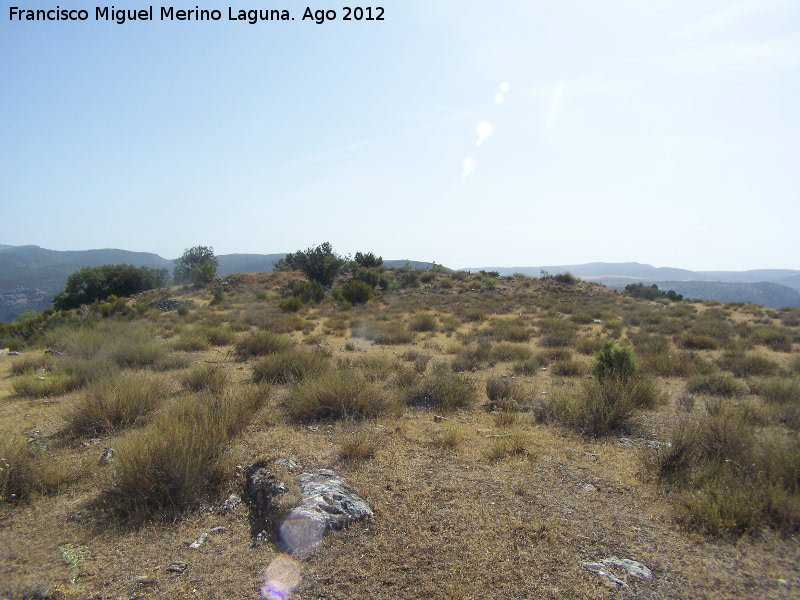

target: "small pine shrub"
[593,340,636,382]
[278,296,303,313]
[340,280,373,304]
[292,281,325,304]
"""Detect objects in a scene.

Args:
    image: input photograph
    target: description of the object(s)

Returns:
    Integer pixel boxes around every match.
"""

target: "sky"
[2,0,799,270]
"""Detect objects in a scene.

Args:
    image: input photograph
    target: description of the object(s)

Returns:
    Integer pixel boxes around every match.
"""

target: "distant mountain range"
[464,262,800,308]
[1,246,799,322]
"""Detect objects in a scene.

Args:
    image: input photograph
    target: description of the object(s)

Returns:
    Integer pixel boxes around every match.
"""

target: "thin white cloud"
[674,0,796,38]
[629,33,800,75]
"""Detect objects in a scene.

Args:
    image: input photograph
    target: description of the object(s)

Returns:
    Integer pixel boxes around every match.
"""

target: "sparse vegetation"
[3,265,800,597]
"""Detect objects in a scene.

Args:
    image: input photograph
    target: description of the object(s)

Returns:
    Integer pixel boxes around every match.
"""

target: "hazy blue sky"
[2,0,799,270]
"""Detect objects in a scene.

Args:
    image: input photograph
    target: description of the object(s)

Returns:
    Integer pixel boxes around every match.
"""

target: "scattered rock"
[220,494,242,513]
[252,530,269,548]
[582,557,652,589]
[279,469,373,558]
[209,526,226,533]
[100,448,114,464]
[149,298,194,312]
[247,464,287,521]
[166,562,188,574]
[189,533,208,549]
[434,415,445,423]
[275,458,300,472]
[582,483,597,492]
[618,437,671,450]
[593,319,603,324]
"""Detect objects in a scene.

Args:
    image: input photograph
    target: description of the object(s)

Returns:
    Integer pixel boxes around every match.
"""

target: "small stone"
[252,530,269,548]
[220,494,241,513]
[100,448,115,464]
[434,415,444,423]
[166,562,188,574]
[582,483,597,492]
[189,533,208,549]
[209,526,226,533]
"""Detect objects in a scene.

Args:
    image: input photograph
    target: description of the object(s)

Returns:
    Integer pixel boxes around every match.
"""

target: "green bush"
[279,242,345,287]
[173,246,218,288]
[292,281,326,304]
[53,264,169,310]
[339,280,373,304]
[593,340,636,382]
[278,296,303,313]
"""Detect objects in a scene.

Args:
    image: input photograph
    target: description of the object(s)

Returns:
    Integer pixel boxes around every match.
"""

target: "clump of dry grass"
[9,353,56,376]
[12,367,84,398]
[451,342,493,372]
[338,422,379,461]
[67,371,176,435]
[646,407,800,535]
[550,358,583,377]
[234,330,293,360]
[181,363,230,394]
[171,328,211,352]
[490,342,532,362]
[686,373,748,398]
[485,376,529,411]
[0,435,84,503]
[537,377,666,437]
[429,423,464,449]
[110,384,271,514]
[285,370,396,422]
[408,370,478,411]
[716,352,778,377]
[251,349,329,384]
[353,319,414,345]
[486,431,529,462]
[408,312,438,332]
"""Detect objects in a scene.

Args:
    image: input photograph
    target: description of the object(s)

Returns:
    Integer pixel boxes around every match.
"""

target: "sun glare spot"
[260,555,302,600]
[494,92,504,104]
[475,121,493,146]
[500,81,510,93]
[462,157,477,178]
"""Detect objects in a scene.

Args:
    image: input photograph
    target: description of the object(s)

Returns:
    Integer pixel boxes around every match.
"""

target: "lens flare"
[279,512,326,558]
[260,555,301,600]
[494,92,504,104]
[475,121,493,146]
[500,81,510,93]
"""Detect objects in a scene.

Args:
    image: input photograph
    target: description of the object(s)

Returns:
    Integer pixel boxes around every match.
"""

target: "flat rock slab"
[582,557,652,590]
[279,469,372,558]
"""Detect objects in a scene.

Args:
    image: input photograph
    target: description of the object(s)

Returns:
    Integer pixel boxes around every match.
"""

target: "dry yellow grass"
[1,271,799,599]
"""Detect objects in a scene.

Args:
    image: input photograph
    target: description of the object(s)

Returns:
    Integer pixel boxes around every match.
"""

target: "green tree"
[281,242,345,287]
[173,246,218,287]
[53,264,169,310]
